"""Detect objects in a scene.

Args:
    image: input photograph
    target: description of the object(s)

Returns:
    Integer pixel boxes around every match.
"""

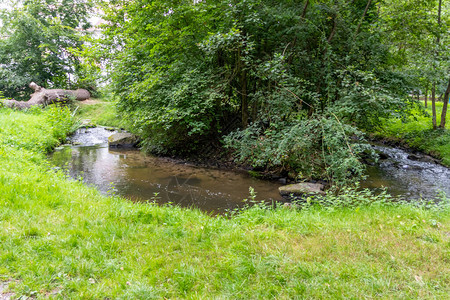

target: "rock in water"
[407,154,440,164]
[279,182,325,197]
[108,132,139,148]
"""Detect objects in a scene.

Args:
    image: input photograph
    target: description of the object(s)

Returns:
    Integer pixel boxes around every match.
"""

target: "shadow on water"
[51,128,283,213]
[51,128,450,213]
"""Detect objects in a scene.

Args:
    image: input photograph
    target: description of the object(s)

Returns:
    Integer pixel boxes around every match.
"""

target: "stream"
[51,127,283,213]
[361,145,450,200]
[50,127,450,213]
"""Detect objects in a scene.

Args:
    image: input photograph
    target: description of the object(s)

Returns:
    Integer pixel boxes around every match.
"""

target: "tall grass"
[0,107,449,298]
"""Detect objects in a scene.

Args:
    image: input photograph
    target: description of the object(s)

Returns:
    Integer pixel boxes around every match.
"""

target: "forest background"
[1,0,449,186]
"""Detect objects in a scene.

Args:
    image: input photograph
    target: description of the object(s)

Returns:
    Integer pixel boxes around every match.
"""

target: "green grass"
[375,101,450,166]
[0,107,449,298]
[74,100,125,128]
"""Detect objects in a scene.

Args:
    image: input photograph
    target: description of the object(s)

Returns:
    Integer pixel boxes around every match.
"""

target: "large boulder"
[108,132,139,148]
[279,182,326,197]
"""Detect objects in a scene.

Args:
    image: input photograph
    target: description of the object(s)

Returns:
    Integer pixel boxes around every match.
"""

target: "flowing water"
[51,127,283,213]
[361,145,450,200]
[50,128,450,213]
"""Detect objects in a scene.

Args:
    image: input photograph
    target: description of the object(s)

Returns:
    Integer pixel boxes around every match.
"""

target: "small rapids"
[66,127,116,146]
[50,128,449,212]
[361,145,450,200]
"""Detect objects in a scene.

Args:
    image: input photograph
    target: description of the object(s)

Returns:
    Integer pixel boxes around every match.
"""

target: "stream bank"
[1,108,449,299]
[51,127,450,213]
[369,134,447,166]
[52,127,285,213]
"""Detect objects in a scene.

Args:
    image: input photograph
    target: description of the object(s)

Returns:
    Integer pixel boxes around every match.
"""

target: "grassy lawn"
[374,101,450,166]
[74,99,124,128]
[0,107,449,299]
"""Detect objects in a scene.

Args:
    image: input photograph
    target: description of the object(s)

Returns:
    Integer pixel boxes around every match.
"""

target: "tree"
[380,0,449,128]
[0,0,93,100]
[95,0,414,185]
[440,76,450,128]
[2,81,90,109]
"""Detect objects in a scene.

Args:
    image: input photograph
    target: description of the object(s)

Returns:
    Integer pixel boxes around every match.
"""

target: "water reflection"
[51,128,283,213]
[51,128,450,213]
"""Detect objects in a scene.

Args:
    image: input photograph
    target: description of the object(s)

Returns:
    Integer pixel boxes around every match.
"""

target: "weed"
[74,100,126,129]
[0,107,449,298]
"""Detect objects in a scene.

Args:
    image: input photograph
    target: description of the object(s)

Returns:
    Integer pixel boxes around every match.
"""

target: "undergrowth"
[0,106,449,298]
[74,100,125,128]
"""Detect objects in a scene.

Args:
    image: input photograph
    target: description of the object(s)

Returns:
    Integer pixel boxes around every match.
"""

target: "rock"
[420,156,440,164]
[279,182,326,197]
[408,154,440,164]
[108,132,139,148]
[278,177,287,185]
[407,154,422,161]
[80,119,95,128]
[378,152,389,160]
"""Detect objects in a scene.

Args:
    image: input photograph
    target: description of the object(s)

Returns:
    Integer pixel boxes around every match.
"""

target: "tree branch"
[355,0,372,37]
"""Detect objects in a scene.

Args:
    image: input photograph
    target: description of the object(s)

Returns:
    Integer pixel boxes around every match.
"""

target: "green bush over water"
[97,0,416,187]
[0,107,449,298]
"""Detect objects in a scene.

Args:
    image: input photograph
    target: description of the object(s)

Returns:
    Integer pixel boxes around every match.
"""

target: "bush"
[225,114,374,186]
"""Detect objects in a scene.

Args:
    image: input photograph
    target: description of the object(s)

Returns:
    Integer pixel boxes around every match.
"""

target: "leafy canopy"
[0,0,93,99]
[95,0,421,185]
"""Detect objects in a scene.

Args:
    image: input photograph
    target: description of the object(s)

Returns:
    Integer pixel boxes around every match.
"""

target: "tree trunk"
[1,82,90,109]
[287,0,309,66]
[432,83,437,129]
[251,80,258,121]
[355,0,373,37]
[425,88,428,108]
[241,69,249,128]
[431,0,442,129]
[439,76,450,129]
[327,15,338,43]
[301,0,309,19]
[237,47,248,129]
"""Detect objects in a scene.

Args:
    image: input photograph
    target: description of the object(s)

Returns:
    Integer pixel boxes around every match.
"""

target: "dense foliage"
[0,0,93,100]
[1,0,448,185]
[380,0,450,129]
[96,0,417,185]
